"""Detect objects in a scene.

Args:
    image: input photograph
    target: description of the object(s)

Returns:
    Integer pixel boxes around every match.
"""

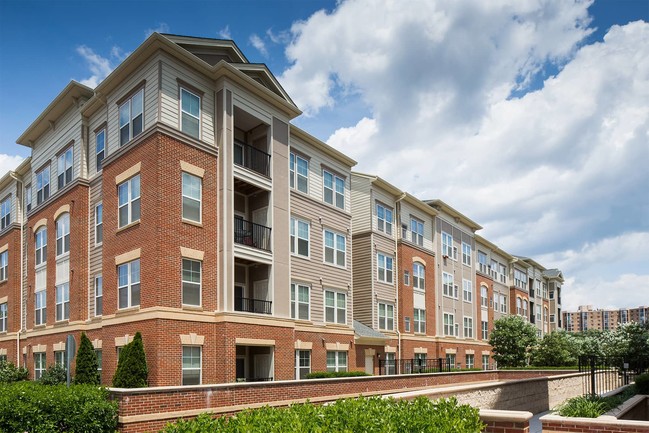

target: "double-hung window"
[118,175,141,228]
[182,173,201,223]
[442,232,454,258]
[323,170,345,209]
[378,302,394,331]
[466,354,475,369]
[377,253,393,283]
[0,251,7,282]
[180,88,200,139]
[25,185,32,212]
[413,263,425,290]
[376,203,393,235]
[414,308,425,333]
[34,353,46,380]
[326,351,347,372]
[493,293,499,311]
[290,217,309,257]
[500,294,507,313]
[95,204,103,245]
[55,350,66,370]
[96,129,105,171]
[36,165,50,205]
[324,229,345,267]
[463,317,473,338]
[481,286,488,307]
[462,279,472,303]
[57,146,73,189]
[410,218,423,246]
[290,283,310,320]
[119,88,144,146]
[462,242,471,266]
[95,275,103,316]
[182,259,201,306]
[442,272,455,298]
[35,227,47,266]
[289,153,308,193]
[0,303,7,332]
[182,346,201,385]
[55,282,69,321]
[324,290,346,324]
[0,197,10,230]
[35,267,46,326]
[499,263,507,283]
[443,313,455,336]
[481,321,488,340]
[295,350,311,379]
[477,251,488,273]
[118,259,140,309]
[403,270,410,286]
[55,213,70,257]
[514,269,527,290]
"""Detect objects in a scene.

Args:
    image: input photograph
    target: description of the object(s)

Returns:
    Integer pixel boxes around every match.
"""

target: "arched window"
[481,286,488,307]
[516,297,522,315]
[35,227,47,266]
[413,262,425,290]
[56,213,70,256]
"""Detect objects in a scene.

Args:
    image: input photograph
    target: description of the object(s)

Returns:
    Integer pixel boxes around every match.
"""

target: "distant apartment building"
[563,305,649,332]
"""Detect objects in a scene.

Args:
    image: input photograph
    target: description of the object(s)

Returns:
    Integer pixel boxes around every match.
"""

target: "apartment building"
[564,305,649,332]
[544,269,564,331]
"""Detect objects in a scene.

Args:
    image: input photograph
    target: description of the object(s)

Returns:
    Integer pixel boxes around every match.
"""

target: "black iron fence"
[378,358,453,376]
[234,140,271,177]
[234,296,272,315]
[234,218,271,251]
[578,356,649,396]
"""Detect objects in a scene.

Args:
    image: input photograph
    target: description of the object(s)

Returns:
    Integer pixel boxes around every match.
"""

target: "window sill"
[291,253,310,261]
[182,305,203,311]
[94,242,103,248]
[324,322,349,329]
[115,306,140,315]
[182,219,203,228]
[54,320,69,327]
[117,220,140,233]
[34,324,46,329]
[323,262,347,270]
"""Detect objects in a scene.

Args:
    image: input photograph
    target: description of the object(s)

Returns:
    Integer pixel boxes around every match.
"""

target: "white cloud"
[0,154,24,177]
[218,25,231,39]
[145,22,170,38]
[266,28,291,44]
[76,43,130,88]
[249,34,268,57]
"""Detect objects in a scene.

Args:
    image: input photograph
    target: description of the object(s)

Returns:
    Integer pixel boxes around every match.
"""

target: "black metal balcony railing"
[235,376,274,383]
[378,358,453,375]
[234,140,271,177]
[234,296,272,315]
[234,218,271,251]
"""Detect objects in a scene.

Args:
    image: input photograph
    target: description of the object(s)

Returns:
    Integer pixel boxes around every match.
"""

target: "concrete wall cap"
[478,409,533,422]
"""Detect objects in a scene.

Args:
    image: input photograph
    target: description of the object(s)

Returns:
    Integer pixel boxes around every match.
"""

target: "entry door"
[365,355,374,375]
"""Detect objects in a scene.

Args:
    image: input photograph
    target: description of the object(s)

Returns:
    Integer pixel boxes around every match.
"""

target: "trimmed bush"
[635,373,649,394]
[39,364,67,385]
[305,371,371,379]
[0,381,117,433]
[0,360,28,383]
[161,396,485,433]
[113,331,148,387]
[75,332,100,385]
[558,386,638,417]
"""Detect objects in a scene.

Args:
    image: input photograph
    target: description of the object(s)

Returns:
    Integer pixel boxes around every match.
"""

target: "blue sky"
[1,0,648,311]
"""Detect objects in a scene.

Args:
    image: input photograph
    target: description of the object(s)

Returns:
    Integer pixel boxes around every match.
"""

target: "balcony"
[234,296,272,315]
[234,140,271,177]
[234,217,271,252]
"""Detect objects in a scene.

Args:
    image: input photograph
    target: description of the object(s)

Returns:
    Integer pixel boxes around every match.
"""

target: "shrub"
[113,331,148,387]
[0,360,28,383]
[161,396,485,433]
[635,373,649,394]
[75,332,100,385]
[39,364,67,385]
[558,395,607,418]
[0,381,117,433]
[305,371,371,379]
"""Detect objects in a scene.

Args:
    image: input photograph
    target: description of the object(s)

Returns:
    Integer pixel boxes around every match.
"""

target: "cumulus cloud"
[145,22,170,38]
[0,154,24,177]
[249,33,268,57]
[277,0,649,309]
[76,43,130,88]
[218,25,232,39]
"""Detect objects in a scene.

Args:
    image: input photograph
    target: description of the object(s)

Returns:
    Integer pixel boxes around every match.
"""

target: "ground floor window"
[414,353,426,372]
[326,351,347,372]
[34,353,46,379]
[482,354,490,370]
[295,350,311,379]
[0,354,6,362]
[182,346,201,385]
[465,354,474,369]
[385,352,396,375]
[446,353,456,369]
[96,350,102,381]
[54,350,66,371]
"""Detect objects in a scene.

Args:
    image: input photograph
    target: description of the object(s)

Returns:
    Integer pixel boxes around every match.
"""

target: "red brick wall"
[0,225,22,356]
[542,420,649,433]
[397,242,436,339]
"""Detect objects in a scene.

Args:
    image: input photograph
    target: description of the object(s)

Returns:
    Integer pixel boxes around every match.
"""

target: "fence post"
[590,356,596,396]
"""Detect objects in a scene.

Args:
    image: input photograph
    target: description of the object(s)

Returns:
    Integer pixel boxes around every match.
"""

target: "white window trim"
[182,345,202,385]
[462,279,473,303]
[182,172,202,223]
[441,231,454,259]
[95,203,103,246]
[0,302,7,332]
[289,152,309,194]
[36,165,50,206]
[324,289,347,325]
[0,251,7,282]
[410,218,424,246]
[55,282,69,322]
[323,229,346,268]
[0,197,10,230]
[291,283,310,321]
[414,308,426,334]
[57,146,73,190]
[323,170,345,210]
[326,350,348,372]
[118,175,141,228]
[117,259,140,309]
[96,129,106,172]
[413,262,425,291]
[290,217,310,258]
[119,88,144,146]
[180,88,201,139]
[442,272,456,299]
[95,275,103,317]
[378,302,394,331]
[35,227,47,268]
[181,258,202,307]
[443,312,455,336]
[55,213,70,258]
[377,252,394,284]
[376,203,393,236]
[295,349,311,380]
[462,242,472,266]
[463,316,474,339]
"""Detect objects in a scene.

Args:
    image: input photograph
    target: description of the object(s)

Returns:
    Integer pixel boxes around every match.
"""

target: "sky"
[0,0,647,312]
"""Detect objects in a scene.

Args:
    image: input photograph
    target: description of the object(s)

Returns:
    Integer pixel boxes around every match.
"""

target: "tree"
[112,332,148,388]
[74,332,100,385]
[532,331,578,366]
[604,322,649,366]
[39,364,67,385]
[488,316,537,367]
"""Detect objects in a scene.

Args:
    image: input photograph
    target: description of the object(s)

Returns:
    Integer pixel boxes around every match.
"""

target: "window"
[96,129,105,171]
[514,269,527,290]
[182,259,201,306]
[323,170,345,209]
[414,308,426,333]
[412,263,425,290]
[384,353,396,375]
[463,279,473,303]
[96,350,102,381]
[523,300,528,319]
[325,290,346,324]
[95,204,103,245]
[443,313,455,336]
[295,350,311,379]
[290,283,310,320]
[481,321,488,340]
[0,197,10,230]
[414,353,426,371]
[182,346,201,385]
[35,268,46,325]
[182,173,201,223]
[35,227,47,266]
[36,165,50,205]
[290,217,309,257]
[324,229,345,267]
[25,184,32,212]
[544,307,549,323]
[442,232,454,258]
[410,218,423,246]
[482,354,490,370]
[377,253,393,283]
[466,354,474,369]
[119,88,144,146]
[404,316,411,332]
[0,251,7,282]
[180,88,200,138]
[57,146,73,189]
[542,282,548,299]
[55,282,69,321]
[536,305,542,321]
[477,251,488,273]
[34,353,46,380]
[326,351,347,372]
[376,203,393,235]
[462,242,471,266]
[550,314,556,323]
[95,275,103,316]
[55,213,70,256]
[493,293,499,312]
[403,270,410,286]
[378,303,394,331]
[55,350,66,370]
[516,297,522,315]
[0,303,6,332]
[464,317,473,338]
[499,263,507,283]
[289,153,308,193]
[442,272,455,298]
[500,294,507,313]
[118,175,141,228]
[401,223,408,239]
[118,259,140,309]
[446,353,456,369]
[490,259,499,279]
[481,286,488,307]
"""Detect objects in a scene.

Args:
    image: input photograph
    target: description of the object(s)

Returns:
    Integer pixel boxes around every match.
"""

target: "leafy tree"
[74,332,100,385]
[573,329,605,358]
[112,332,148,388]
[532,331,578,366]
[604,322,649,365]
[489,315,538,367]
[0,360,28,383]
[39,364,67,385]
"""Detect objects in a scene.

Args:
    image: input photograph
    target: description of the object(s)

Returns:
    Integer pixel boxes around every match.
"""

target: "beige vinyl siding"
[159,56,215,145]
[371,188,396,237]
[351,233,373,327]
[399,201,434,252]
[88,179,103,318]
[88,106,109,177]
[373,234,396,307]
[350,175,371,233]
[290,192,352,324]
[105,56,159,156]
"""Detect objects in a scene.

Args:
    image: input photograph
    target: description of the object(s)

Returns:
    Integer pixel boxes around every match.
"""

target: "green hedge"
[636,373,649,394]
[0,360,29,383]
[0,381,118,433]
[305,371,371,379]
[161,396,485,433]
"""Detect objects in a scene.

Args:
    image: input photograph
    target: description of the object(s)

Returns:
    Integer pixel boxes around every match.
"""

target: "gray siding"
[351,233,373,327]
[350,175,371,234]
[88,179,103,318]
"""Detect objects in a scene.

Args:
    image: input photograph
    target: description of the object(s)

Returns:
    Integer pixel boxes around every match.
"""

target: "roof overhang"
[292,126,357,168]
[424,199,483,231]
[475,234,514,260]
[352,172,403,197]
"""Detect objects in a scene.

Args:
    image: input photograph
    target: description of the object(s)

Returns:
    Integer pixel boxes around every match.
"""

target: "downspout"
[394,193,407,371]
[9,172,24,367]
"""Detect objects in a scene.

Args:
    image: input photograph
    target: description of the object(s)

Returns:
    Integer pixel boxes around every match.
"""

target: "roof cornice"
[291,126,356,168]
